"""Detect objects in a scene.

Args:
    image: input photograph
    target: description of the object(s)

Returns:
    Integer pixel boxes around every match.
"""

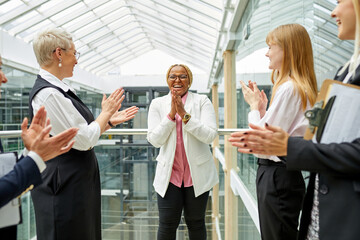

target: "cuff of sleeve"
[167,114,175,122]
[22,148,29,157]
[92,121,101,137]
[248,110,261,125]
[28,151,46,173]
[254,154,281,162]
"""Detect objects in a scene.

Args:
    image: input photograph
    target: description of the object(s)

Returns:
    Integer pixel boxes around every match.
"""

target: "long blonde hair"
[266,24,318,110]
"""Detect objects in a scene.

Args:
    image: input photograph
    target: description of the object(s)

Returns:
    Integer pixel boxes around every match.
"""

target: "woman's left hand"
[172,89,186,118]
[109,106,139,126]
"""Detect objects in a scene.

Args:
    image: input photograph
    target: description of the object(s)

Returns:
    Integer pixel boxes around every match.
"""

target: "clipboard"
[0,152,22,228]
[304,79,360,143]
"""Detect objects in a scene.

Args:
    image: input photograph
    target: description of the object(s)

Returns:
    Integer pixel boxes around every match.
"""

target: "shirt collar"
[39,68,76,93]
[181,91,189,104]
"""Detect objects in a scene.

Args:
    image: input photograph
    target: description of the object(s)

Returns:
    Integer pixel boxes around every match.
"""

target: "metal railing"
[0,128,260,239]
[0,128,245,138]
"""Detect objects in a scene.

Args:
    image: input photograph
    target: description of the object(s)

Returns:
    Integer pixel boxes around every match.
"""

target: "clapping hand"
[21,106,78,161]
[101,88,125,116]
[240,80,268,118]
[169,89,186,119]
[228,123,289,156]
[109,106,139,126]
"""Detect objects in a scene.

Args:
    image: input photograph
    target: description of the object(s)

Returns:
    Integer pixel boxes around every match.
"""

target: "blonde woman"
[230,1,360,239]
[147,64,218,240]
[238,24,317,240]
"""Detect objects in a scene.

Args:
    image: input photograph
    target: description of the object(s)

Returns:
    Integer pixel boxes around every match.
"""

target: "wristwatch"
[182,113,191,123]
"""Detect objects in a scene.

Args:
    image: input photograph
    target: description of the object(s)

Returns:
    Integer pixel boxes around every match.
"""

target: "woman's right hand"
[96,88,125,134]
[249,80,268,117]
[240,80,261,111]
[101,88,125,116]
[168,89,176,120]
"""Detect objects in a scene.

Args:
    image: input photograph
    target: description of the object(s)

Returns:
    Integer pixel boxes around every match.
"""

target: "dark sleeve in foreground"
[286,137,360,177]
[0,156,42,208]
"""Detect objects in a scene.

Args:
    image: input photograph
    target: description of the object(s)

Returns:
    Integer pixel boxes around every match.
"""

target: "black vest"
[29,75,94,123]
[29,75,101,240]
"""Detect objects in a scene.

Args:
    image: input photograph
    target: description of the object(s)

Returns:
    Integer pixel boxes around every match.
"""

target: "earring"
[58,58,62,68]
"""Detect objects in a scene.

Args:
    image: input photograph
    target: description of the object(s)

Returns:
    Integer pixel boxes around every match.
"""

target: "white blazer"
[147,91,219,198]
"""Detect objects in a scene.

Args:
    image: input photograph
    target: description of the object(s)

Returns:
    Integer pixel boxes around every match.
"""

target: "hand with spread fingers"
[97,88,125,133]
[109,106,139,126]
[21,106,48,150]
[31,124,77,161]
[101,88,125,116]
[228,123,289,156]
[21,106,78,161]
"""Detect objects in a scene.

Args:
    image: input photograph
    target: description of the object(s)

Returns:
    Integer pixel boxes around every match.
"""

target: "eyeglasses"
[74,51,80,60]
[168,74,188,81]
[53,48,81,60]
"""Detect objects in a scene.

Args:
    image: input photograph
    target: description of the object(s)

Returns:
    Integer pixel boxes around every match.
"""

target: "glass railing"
[0,129,260,240]
[215,146,260,240]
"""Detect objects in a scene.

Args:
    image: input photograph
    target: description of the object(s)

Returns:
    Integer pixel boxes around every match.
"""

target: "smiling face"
[167,65,190,97]
[60,42,78,79]
[331,0,356,40]
[265,43,284,71]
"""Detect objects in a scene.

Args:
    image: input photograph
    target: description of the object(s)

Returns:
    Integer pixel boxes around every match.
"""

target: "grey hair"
[32,28,73,66]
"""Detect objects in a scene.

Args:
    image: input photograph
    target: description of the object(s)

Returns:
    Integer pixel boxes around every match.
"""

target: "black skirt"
[31,149,101,240]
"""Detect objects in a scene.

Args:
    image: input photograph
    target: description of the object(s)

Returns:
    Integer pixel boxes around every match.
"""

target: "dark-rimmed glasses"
[168,74,188,81]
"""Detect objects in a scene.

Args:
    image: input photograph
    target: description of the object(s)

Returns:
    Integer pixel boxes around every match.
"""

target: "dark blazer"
[287,65,360,240]
[0,156,42,208]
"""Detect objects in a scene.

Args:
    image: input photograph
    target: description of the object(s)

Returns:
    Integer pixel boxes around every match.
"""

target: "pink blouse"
[167,92,193,188]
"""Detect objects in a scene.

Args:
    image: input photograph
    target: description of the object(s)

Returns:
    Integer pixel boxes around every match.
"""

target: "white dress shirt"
[31,69,100,151]
[248,79,311,162]
[342,55,360,83]
[21,148,46,172]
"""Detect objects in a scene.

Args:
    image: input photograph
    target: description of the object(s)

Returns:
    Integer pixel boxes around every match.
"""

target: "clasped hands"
[21,106,78,161]
[169,88,186,120]
[228,123,289,157]
[240,80,268,118]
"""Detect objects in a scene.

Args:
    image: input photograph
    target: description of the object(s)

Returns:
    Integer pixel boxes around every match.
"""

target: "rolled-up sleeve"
[183,96,217,144]
[32,89,100,151]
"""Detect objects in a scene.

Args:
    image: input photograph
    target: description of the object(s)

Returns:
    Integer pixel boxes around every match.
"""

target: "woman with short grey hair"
[30,28,138,240]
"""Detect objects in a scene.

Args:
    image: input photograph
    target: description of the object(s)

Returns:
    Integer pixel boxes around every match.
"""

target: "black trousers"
[157,183,209,240]
[0,225,17,240]
[256,159,305,240]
